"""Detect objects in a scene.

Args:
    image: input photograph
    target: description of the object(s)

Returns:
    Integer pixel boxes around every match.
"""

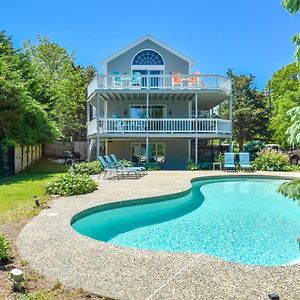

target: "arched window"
[132,50,164,65]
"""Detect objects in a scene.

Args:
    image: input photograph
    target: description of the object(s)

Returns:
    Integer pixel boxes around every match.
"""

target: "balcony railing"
[87,74,231,97]
[87,118,231,136]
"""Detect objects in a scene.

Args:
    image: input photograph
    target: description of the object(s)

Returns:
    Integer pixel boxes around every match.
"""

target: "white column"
[188,139,191,161]
[146,137,149,163]
[104,99,108,132]
[229,93,233,152]
[96,137,100,158]
[105,138,108,155]
[195,93,198,163]
[188,100,192,118]
[87,100,90,123]
[195,137,198,164]
[96,94,100,159]
[87,139,91,162]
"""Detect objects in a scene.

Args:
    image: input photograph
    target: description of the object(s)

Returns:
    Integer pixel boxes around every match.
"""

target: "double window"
[129,105,166,119]
[132,143,165,164]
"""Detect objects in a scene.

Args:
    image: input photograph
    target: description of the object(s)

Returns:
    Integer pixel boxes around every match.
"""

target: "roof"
[100,34,196,68]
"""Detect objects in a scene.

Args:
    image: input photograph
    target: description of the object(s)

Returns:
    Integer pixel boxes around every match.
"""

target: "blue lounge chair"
[113,71,122,87]
[98,156,120,179]
[239,152,253,171]
[110,154,147,174]
[131,72,141,87]
[103,155,141,178]
[224,152,236,171]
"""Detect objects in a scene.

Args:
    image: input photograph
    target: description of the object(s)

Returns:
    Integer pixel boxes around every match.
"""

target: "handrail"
[87,118,231,136]
[87,74,232,97]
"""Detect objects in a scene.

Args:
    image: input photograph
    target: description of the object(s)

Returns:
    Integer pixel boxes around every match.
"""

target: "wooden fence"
[14,144,42,173]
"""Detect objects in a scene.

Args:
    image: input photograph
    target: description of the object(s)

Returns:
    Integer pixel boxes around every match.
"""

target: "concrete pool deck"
[17,171,300,299]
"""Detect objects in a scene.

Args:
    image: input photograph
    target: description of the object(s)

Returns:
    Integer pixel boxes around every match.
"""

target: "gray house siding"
[107,139,189,170]
[107,39,190,75]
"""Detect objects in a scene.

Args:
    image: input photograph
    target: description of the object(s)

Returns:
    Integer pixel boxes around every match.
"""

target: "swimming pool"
[71,177,300,266]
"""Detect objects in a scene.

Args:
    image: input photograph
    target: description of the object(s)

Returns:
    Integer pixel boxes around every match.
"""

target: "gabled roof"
[101,34,196,67]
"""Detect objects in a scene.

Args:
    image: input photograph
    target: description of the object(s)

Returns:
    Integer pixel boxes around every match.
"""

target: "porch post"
[188,100,192,118]
[87,139,91,162]
[105,138,108,155]
[104,98,108,132]
[87,100,90,123]
[96,94,100,159]
[195,93,198,163]
[229,93,233,152]
[195,137,198,164]
[146,136,149,164]
[188,139,191,161]
[96,137,100,158]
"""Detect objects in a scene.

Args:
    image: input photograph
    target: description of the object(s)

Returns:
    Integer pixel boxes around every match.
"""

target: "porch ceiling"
[94,91,228,110]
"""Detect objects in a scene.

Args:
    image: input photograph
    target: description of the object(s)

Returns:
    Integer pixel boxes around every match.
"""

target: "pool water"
[72,177,300,266]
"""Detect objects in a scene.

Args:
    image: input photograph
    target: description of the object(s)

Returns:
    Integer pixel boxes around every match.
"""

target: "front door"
[132,69,163,88]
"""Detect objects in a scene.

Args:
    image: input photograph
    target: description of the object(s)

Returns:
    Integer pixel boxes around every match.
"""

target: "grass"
[0,158,68,221]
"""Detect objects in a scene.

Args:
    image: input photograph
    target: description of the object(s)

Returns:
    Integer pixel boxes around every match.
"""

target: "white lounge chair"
[224,152,236,171]
[239,152,253,171]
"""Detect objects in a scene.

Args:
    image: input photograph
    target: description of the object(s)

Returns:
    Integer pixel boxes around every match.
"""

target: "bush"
[0,234,11,262]
[243,140,265,161]
[69,161,103,175]
[185,160,201,171]
[45,174,97,196]
[119,159,134,167]
[278,179,300,202]
[253,150,290,171]
[215,153,224,164]
[145,162,160,170]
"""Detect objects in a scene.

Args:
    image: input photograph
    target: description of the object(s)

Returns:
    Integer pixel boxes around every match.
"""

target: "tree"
[268,63,300,147]
[281,0,300,63]
[0,31,58,145]
[224,70,270,150]
[24,37,96,141]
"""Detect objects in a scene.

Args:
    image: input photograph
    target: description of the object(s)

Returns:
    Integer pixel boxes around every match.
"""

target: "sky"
[0,0,299,89]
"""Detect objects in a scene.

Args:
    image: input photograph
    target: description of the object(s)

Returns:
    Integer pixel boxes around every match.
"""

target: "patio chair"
[130,72,141,88]
[189,72,200,88]
[172,72,183,87]
[104,155,141,179]
[98,156,120,179]
[113,71,122,88]
[224,152,236,171]
[239,152,253,171]
[110,154,147,174]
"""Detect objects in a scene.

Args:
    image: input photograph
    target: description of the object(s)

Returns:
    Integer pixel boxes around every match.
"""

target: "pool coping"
[17,171,300,299]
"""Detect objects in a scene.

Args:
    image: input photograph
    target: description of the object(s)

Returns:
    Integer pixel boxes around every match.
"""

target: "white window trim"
[129,104,167,118]
[131,142,166,164]
[131,49,165,74]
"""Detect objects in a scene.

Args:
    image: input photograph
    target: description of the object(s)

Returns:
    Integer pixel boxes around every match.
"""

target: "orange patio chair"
[172,72,183,87]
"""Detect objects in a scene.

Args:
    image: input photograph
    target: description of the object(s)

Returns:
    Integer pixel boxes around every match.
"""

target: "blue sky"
[0,0,299,89]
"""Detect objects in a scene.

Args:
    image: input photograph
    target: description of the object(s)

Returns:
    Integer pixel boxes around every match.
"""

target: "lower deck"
[89,138,230,170]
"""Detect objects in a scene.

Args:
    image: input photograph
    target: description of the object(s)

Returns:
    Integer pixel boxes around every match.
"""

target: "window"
[132,50,164,65]
[132,143,165,164]
[130,105,166,118]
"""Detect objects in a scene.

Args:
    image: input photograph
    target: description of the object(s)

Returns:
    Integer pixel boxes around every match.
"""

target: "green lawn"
[0,159,68,221]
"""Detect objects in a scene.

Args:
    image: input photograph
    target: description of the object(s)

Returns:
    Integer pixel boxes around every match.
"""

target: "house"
[86,35,232,169]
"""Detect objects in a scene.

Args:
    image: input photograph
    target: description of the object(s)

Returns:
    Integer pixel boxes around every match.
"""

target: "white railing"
[87,74,231,97]
[86,118,231,135]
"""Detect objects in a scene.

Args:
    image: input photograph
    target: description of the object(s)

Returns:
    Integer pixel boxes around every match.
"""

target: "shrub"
[69,161,103,175]
[0,234,11,262]
[185,160,200,171]
[215,153,224,164]
[253,150,290,171]
[145,162,160,170]
[45,174,97,196]
[243,140,265,161]
[119,159,134,167]
[278,179,300,202]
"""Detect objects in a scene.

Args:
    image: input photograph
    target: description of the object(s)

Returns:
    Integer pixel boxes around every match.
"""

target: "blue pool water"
[71,177,300,266]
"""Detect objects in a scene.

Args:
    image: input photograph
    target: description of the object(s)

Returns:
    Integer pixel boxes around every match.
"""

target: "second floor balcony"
[87,74,231,98]
[87,117,232,138]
